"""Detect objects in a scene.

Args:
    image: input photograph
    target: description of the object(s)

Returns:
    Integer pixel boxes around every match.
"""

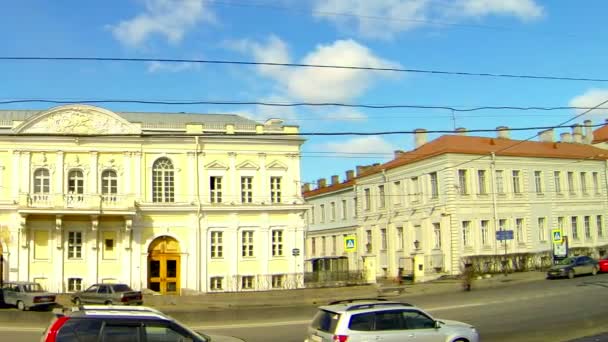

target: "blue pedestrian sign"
[496,230,514,241]
[344,235,357,252]
[551,229,563,244]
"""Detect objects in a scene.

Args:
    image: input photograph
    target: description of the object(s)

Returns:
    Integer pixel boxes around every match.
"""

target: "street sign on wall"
[551,229,563,244]
[344,235,357,252]
[496,230,514,241]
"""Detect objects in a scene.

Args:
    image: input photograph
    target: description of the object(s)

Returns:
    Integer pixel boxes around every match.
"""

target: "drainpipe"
[490,153,499,257]
[195,136,203,292]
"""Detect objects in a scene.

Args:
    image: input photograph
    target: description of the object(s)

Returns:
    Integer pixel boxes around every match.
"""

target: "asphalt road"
[3,273,608,342]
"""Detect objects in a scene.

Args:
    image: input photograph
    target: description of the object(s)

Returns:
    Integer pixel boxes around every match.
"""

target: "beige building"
[0,104,307,294]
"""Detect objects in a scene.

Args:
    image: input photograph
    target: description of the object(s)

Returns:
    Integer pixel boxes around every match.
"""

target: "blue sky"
[2,0,608,185]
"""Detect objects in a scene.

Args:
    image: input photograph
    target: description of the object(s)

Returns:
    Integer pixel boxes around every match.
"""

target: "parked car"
[304,298,479,342]
[0,281,56,311]
[70,283,143,306]
[41,305,245,342]
[599,256,608,273]
[546,256,599,279]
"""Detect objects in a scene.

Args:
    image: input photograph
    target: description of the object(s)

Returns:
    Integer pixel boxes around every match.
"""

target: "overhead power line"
[1,56,607,82]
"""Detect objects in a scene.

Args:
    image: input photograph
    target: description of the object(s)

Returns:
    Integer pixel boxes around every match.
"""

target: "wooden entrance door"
[148,236,180,295]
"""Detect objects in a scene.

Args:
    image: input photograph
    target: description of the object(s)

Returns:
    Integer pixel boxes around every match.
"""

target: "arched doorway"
[148,236,180,295]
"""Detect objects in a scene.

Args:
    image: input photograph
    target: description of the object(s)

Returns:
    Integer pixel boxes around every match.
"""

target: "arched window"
[101,170,118,195]
[152,158,174,203]
[33,168,50,194]
[67,170,84,194]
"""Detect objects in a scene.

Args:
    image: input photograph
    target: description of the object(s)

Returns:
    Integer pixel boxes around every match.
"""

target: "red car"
[599,256,608,273]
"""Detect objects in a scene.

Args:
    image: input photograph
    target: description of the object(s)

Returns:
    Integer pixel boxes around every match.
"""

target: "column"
[54,215,63,292]
[89,215,99,285]
[11,150,20,200]
[187,152,196,203]
[228,152,236,204]
[123,152,132,196]
[122,217,133,287]
[56,152,64,196]
[258,153,267,204]
[18,215,27,281]
[20,152,31,197]
[199,153,207,203]
[287,153,300,202]
[90,152,98,195]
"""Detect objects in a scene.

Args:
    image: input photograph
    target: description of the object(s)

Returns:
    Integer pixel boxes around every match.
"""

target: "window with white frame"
[462,221,471,247]
[332,235,337,254]
[67,231,82,259]
[364,188,371,210]
[311,206,315,224]
[272,230,283,257]
[101,170,118,201]
[516,218,524,243]
[152,158,174,203]
[480,220,489,246]
[411,177,420,202]
[210,176,223,203]
[593,172,600,194]
[33,168,51,194]
[495,170,504,194]
[571,216,579,240]
[554,171,562,194]
[366,230,372,253]
[430,172,439,199]
[568,172,575,194]
[458,170,468,195]
[538,217,546,241]
[270,176,282,203]
[321,236,326,255]
[534,171,543,194]
[272,275,284,288]
[67,278,82,292]
[341,199,347,219]
[478,170,487,195]
[241,276,254,290]
[378,185,386,208]
[320,204,325,223]
[67,169,84,195]
[380,228,387,250]
[353,197,358,217]
[581,172,588,194]
[311,237,316,255]
[242,231,254,257]
[396,226,404,250]
[499,219,507,232]
[598,215,604,238]
[330,202,336,221]
[210,277,223,291]
[585,216,591,239]
[393,181,402,205]
[512,170,521,194]
[241,176,253,203]
[210,231,223,258]
[433,223,441,249]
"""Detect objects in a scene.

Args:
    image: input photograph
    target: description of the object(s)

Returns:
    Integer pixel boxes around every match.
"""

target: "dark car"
[70,283,143,306]
[40,305,244,342]
[547,256,599,279]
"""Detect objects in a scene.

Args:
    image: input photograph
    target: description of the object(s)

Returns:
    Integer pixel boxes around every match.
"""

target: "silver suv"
[304,299,479,342]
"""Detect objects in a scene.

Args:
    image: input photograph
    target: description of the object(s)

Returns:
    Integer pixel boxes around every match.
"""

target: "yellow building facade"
[0,105,307,294]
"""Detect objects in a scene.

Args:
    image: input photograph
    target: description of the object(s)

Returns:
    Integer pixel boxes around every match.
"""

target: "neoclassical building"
[0,104,307,294]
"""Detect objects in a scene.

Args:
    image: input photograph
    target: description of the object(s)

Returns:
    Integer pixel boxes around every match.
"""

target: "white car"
[304,299,479,342]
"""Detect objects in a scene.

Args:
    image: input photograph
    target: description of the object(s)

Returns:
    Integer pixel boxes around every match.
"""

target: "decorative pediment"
[205,160,228,170]
[14,105,140,135]
[266,160,288,170]
[236,160,260,170]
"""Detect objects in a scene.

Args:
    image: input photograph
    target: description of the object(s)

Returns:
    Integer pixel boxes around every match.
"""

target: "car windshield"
[22,284,44,292]
[112,284,133,292]
[558,257,575,265]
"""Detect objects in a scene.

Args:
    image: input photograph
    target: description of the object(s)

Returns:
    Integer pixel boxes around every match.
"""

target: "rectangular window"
[458,170,468,195]
[341,199,347,219]
[396,226,404,250]
[310,207,315,224]
[516,218,524,243]
[585,216,591,239]
[353,197,358,217]
[568,172,575,194]
[393,181,402,205]
[102,231,116,260]
[598,216,604,238]
[433,223,441,249]
[34,230,49,260]
[593,172,600,194]
[67,231,82,259]
[242,231,254,257]
[210,277,223,291]
[480,220,489,246]
[311,237,316,255]
[558,216,565,232]
[512,170,521,194]
[499,219,507,232]
[270,176,282,203]
[554,171,562,194]
[321,236,326,255]
[320,204,325,223]
[430,172,439,199]
[241,176,253,203]
[378,185,386,208]
[534,171,543,194]
[332,235,337,254]
[478,170,487,195]
[581,172,588,194]
[462,221,471,246]
[210,176,222,203]
[271,275,284,289]
[411,177,420,202]
[241,276,254,290]
[572,216,579,240]
[495,170,504,194]
[67,278,82,292]
[366,230,372,253]
[330,202,336,221]
[272,230,283,257]
[364,188,371,210]
[538,217,546,242]
[380,229,387,250]
[211,231,223,258]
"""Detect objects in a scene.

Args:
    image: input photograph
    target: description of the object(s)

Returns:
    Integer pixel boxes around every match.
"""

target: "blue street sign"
[496,230,514,241]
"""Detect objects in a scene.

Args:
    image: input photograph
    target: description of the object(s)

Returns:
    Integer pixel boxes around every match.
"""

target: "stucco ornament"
[15,105,140,135]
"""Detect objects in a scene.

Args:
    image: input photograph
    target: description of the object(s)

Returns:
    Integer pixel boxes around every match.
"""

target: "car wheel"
[568,270,575,279]
[592,267,598,276]
[73,298,82,306]
[16,301,26,311]
[104,300,112,305]
[453,339,469,342]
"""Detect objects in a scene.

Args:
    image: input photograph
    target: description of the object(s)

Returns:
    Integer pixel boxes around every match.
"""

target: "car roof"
[62,306,170,321]
[319,298,414,314]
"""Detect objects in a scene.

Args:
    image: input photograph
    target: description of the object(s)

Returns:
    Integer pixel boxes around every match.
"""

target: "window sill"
[536,193,544,196]
[477,193,489,197]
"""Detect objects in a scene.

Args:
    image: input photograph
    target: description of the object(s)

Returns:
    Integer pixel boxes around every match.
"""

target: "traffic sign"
[344,235,357,252]
[496,230,514,241]
[551,229,563,244]
[292,248,300,256]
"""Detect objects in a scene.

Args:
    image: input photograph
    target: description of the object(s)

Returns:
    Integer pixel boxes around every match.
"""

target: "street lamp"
[414,240,420,250]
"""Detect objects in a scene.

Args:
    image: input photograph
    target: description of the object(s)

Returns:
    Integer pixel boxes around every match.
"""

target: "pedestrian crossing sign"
[344,235,357,252]
[552,229,563,244]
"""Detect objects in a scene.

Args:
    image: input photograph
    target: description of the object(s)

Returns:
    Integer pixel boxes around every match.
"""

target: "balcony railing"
[21,193,135,210]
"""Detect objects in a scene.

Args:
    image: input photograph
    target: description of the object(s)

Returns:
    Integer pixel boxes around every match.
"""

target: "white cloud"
[320,136,396,155]
[569,88,608,117]
[323,108,368,121]
[146,61,200,73]
[230,37,401,103]
[312,0,544,39]
[110,0,214,48]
